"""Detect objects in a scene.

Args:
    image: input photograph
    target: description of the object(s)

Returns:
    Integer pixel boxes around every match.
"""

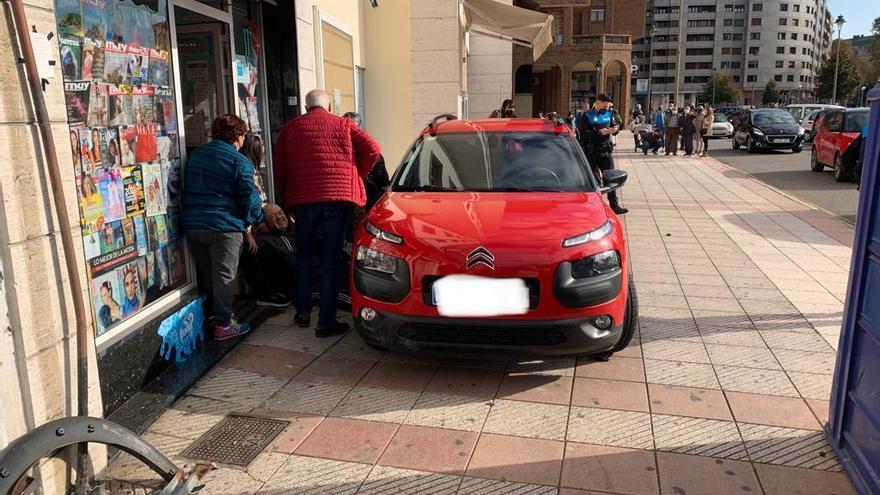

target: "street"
[708,139,860,224]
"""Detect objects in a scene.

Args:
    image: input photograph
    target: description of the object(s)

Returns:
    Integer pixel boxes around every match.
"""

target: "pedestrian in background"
[578,93,628,215]
[699,106,714,157]
[664,104,681,155]
[240,134,268,202]
[273,89,381,338]
[489,99,517,118]
[681,106,697,157]
[182,113,264,340]
[653,106,666,149]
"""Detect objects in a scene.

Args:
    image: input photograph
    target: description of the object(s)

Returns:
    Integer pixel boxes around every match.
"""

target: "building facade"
[512,0,646,120]
[632,0,833,108]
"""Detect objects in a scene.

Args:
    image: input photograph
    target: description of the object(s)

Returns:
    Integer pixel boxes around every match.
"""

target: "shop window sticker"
[157,296,205,362]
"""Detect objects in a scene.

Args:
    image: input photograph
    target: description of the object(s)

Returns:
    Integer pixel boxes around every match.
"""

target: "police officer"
[578,94,629,214]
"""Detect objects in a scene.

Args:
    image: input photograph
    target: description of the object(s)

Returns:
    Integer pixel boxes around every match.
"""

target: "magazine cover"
[98,167,126,222]
[124,4,156,48]
[78,128,96,172]
[149,49,170,86]
[143,251,156,288]
[105,1,125,43]
[59,35,82,81]
[104,127,122,168]
[154,214,168,248]
[69,129,83,169]
[99,220,125,254]
[154,86,176,132]
[55,0,83,38]
[121,217,136,247]
[78,170,104,229]
[81,0,106,41]
[82,38,105,81]
[107,85,132,127]
[117,259,143,318]
[64,80,91,126]
[132,85,155,124]
[103,41,130,86]
[122,165,145,216]
[81,127,109,170]
[134,214,148,255]
[119,126,137,165]
[128,45,150,86]
[155,246,170,289]
[133,123,159,163]
[91,268,122,335]
[168,242,184,285]
[86,84,108,127]
[83,231,102,260]
[246,97,261,132]
[142,163,167,216]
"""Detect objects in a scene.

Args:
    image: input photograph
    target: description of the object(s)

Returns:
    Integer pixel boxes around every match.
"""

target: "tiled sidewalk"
[105,139,857,494]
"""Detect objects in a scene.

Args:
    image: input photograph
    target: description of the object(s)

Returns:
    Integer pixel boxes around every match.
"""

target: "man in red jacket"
[273,89,381,337]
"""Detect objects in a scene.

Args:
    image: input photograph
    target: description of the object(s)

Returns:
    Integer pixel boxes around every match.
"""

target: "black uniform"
[577,107,623,208]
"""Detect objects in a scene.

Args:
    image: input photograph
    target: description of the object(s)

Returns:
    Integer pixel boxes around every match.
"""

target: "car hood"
[754,123,800,134]
[369,192,610,244]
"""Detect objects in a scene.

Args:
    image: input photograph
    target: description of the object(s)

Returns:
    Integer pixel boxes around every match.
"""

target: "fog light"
[361,308,377,321]
[594,315,613,330]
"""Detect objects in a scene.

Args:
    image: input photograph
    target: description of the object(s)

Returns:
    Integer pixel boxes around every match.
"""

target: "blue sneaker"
[213,319,250,341]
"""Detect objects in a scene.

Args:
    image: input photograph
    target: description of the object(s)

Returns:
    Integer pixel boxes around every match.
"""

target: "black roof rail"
[427,114,458,135]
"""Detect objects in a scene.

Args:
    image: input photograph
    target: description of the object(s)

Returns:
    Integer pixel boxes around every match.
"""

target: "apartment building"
[633,0,833,108]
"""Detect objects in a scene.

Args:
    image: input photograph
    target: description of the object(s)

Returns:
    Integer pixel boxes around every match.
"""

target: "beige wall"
[0,0,105,491]
[410,0,462,136]
[467,24,514,118]
[362,0,413,169]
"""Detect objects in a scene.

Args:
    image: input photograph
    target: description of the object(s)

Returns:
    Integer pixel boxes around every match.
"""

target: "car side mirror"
[600,169,628,194]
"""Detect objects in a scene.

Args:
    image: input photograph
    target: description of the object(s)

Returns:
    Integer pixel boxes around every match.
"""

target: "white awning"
[462,0,554,61]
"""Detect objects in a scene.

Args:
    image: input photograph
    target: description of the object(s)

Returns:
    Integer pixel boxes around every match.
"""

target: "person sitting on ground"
[241,203,297,307]
[489,99,517,118]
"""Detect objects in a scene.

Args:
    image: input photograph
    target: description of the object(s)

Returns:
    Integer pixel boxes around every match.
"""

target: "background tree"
[816,39,863,103]
[699,73,741,106]
[762,81,781,105]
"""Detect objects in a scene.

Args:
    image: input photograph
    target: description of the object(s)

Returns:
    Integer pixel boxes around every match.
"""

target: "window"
[730,61,742,68]
[653,48,678,56]
[747,75,757,82]
[724,18,733,26]
[790,47,797,54]
[685,62,713,69]
[590,8,605,22]
[687,34,715,41]
[748,60,759,68]
[749,46,760,54]
[775,60,784,68]
[774,74,783,81]
[802,47,808,55]
[793,4,800,12]
[733,75,741,82]
[777,46,785,53]
[735,4,745,12]
[686,48,714,56]
[789,61,796,68]
[791,33,797,40]
[733,33,744,40]
[655,6,680,14]
[652,77,675,84]
[777,32,786,39]
[751,32,761,40]
[752,18,762,26]
[684,76,710,84]
[655,35,679,42]
[780,3,788,10]
[787,74,794,82]
[654,62,676,70]
[724,3,734,11]
[734,18,745,26]
[687,19,716,27]
[753,3,763,10]
[656,20,679,28]
[688,5,716,13]
[792,19,799,26]
[779,18,787,25]
[723,32,733,40]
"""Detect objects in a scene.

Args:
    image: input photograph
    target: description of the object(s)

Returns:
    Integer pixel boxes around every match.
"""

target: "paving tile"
[147,395,244,440]
[188,367,288,408]
[639,293,690,309]
[676,273,729,286]
[466,434,564,486]
[245,324,343,355]
[576,356,645,383]
[616,339,643,358]
[359,361,438,392]
[330,385,420,423]
[381,352,445,366]
[656,452,761,495]
[652,414,747,460]
[483,399,569,441]
[496,375,573,405]
[458,477,558,494]
[714,366,800,397]
[425,366,505,398]
[700,327,767,347]
[647,384,732,420]
[773,349,838,374]
[359,465,460,495]
[729,286,790,301]
[198,466,265,494]
[249,408,325,454]
[322,333,386,361]
[571,377,649,412]
[788,371,834,401]
[442,358,510,371]
[294,416,398,464]
[754,463,857,495]
[760,330,836,353]
[644,359,720,389]
[258,454,371,494]
[705,343,781,370]
[806,398,830,425]
[567,407,654,450]
[681,284,735,300]
[219,344,315,379]
[508,358,576,377]
[690,310,754,329]
[639,319,702,342]
[378,424,477,475]
[725,391,821,430]
[263,380,352,415]
[635,282,683,296]
[686,296,744,312]
[404,392,492,432]
[293,356,376,386]
[641,340,711,364]
[739,423,842,471]
[561,443,659,495]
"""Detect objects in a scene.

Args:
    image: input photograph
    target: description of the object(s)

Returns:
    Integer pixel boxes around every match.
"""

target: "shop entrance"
[172,1,235,155]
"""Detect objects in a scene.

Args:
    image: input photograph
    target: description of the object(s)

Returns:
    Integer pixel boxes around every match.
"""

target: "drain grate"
[181,414,289,466]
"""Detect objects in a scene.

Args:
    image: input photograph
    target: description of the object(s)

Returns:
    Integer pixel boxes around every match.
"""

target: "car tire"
[732,137,740,150]
[746,136,754,153]
[811,148,824,172]
[833,154,850,182]
[792,146,802,154]
[611,279,638,352]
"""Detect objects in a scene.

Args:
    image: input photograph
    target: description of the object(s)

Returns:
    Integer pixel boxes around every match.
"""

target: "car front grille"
[422,276,540,309]
[398,322,566,346]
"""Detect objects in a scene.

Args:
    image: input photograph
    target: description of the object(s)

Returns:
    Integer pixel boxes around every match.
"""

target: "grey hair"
[305,89,331,110]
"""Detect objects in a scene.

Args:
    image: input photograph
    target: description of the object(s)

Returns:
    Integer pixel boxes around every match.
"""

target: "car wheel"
[811,148,824,172]
[611,279,638,352]
[746,136,755,153]
[833,154,850,182]
[792,146,802,154]
[732,136,740,150]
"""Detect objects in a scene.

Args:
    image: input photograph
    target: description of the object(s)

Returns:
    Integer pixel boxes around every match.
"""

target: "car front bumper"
[753,134,804,149]
[354,311,622,358]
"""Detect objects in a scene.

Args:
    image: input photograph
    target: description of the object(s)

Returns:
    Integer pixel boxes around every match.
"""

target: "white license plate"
[771,138,790,143]
[432,275,530,317]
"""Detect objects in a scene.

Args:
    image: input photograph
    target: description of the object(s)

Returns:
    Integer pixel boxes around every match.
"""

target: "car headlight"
[356,246,399,274]
[797,126,805,135]
[571,250,620,279]
[563,220,613,248]
[365,221,403,245]
[752,128,764,136]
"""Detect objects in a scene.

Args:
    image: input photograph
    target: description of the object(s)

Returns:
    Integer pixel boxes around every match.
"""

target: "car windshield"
[845,111,869,133]
[393,132,596,192]
[713,114,729,123]
[786,107,804,119]
[754,111,798,127]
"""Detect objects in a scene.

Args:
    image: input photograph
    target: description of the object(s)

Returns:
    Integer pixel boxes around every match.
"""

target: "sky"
[829,0,877,38]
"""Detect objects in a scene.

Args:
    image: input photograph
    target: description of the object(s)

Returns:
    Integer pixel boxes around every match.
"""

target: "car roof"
[421,118,572,135]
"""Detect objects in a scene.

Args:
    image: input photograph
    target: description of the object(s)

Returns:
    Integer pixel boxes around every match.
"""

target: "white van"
[785,104,843,123]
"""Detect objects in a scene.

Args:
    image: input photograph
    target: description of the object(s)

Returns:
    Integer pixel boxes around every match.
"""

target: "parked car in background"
[785,104,843,124]
[805,108,837,143]
[811,107,870,182]
[709,113,734,138]
[732,108,805,153]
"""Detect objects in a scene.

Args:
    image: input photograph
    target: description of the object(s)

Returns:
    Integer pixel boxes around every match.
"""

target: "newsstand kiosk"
[827,82,880,495]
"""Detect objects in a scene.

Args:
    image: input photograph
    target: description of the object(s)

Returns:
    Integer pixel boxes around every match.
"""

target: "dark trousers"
[294,202,352,327]
[186,230,244,327]
[588,151,621,206]
[702,135,709,152]
[241,239,296,298]
[665,128,680,154]
[682,133,695,155]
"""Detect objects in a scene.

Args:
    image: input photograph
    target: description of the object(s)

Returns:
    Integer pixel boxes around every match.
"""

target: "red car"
[811,108,870,182]
[351,115,636,358]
